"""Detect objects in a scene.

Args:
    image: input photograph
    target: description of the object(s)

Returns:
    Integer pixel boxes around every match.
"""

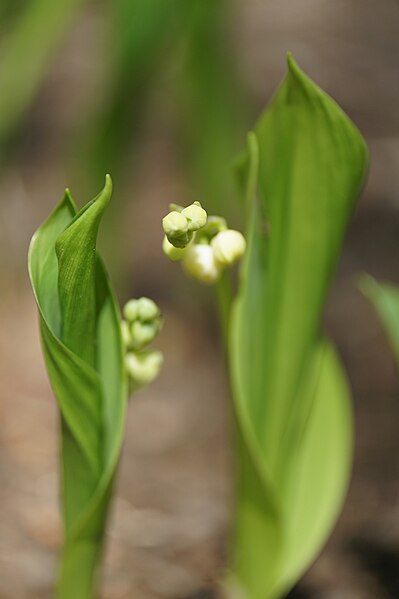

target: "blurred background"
[0,1,399,597]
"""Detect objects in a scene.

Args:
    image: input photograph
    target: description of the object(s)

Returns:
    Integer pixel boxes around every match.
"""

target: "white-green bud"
[130,320,159,349]
[162,235,187,262]
[162,211,191,248]
[211,229,246,267]
[183,243,222,284]
[181,202,207,232]
[121,320,132,347]
[126,350,164,388]
[123,299,140,322]
[162,210,188,236]
[136,297,160,321]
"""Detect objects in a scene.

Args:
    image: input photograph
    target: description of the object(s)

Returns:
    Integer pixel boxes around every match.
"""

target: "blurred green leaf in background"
[81,0,244,205]
[360,275,399,367]
[0,0,86,156]
[228,55,368,598]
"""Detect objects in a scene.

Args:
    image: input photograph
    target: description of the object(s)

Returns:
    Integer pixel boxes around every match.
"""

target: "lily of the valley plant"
[28,176,162,599]
[163,55,368,598]
[29,53,369,599]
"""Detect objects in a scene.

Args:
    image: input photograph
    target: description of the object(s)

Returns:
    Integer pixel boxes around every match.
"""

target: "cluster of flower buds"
[162,202,246,284]
[121,297,163,391]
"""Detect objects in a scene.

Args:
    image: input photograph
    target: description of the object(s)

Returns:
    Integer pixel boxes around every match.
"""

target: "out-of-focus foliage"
[28,177,127,598]
[228,56,368,598]
[360,275,399,366]
[0,0,245,293]
[82,0,244,213]
[0,0,86,153]
[175,0,244,214]
[81,0,177,188]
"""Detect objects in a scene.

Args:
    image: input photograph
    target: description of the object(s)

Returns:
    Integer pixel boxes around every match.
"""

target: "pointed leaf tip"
[105,173,112,191]
[357,272,377,299]
[286,52,299,72]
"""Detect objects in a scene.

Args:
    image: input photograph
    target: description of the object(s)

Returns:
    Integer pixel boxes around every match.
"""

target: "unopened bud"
[183,243,222,284]
[211,229,246,266]
[162,211,191,248]
[162,235,187,262]
[136,297,160,321]
[126,350,163,388]
[123,299,140,322]
[121,320,132,347]
[181,202,207,232]
[131,320,159,349]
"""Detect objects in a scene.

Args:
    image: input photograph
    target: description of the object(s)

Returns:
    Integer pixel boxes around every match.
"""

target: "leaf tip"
[246,130,257,147]
[105,173,113,193]
[63,188,77,212]
[286,52,307,85]
[357,272,377,300]
[286,51,298,72]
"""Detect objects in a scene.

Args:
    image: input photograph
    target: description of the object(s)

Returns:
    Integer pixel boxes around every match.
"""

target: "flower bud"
[136,297,160,321]
[121,320,132,347]
[130,320,159,349]
[126,350,163,388]
[162,235,187,262]
[162,211,191,248]
[181,202,207,232]
[123,299,140,322]
[183,243,222,284]
[162,210,188,236]
[211,229,246,267]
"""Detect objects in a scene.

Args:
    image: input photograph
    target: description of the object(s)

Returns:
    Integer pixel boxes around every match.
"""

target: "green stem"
[216,271,233,354]
[57,541,102,599]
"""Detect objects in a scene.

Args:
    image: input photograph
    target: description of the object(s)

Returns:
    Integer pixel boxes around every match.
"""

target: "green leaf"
[359,274,399,366]
[229,55,368,598]
[28,176,127,599]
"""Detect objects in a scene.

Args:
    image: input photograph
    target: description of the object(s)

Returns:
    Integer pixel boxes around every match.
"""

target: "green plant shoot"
[28,176,162,598]
[228,54,368,599]
[162,55,368,598]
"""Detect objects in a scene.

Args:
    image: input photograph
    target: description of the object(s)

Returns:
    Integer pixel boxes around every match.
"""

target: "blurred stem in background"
[0,0,85,160]
[79,0,177,191]
[73,0,179,288]
[80,0,244,207]
[176,0,245,218]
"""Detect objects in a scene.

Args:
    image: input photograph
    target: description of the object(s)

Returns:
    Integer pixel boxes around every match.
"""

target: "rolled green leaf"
[228,55,368,598]
[28,176,127,599]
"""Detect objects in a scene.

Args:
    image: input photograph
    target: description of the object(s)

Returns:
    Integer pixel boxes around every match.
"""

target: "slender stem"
[216,271,233,355]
